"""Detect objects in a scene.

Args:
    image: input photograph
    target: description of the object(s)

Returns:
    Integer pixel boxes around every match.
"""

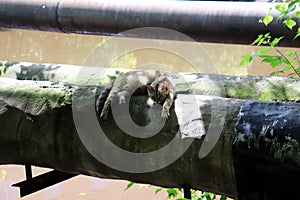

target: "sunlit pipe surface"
[0,0,297,46]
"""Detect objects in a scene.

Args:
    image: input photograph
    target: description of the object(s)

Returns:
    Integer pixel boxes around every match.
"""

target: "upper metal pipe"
[0,0,297,46]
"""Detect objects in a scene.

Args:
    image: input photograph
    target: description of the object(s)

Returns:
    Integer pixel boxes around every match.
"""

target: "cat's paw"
[95,101,100,113]
[119,96,126,104]
[161,109,170,119]
[100,110,109,121]
[100,100,111,121]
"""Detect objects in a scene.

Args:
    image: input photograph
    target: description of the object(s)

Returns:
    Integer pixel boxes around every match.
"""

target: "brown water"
[0,165,168,200]
[0,28,276,76]
[0,28,296,200]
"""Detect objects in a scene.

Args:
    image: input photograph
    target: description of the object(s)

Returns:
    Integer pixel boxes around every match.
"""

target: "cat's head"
[146,81,169,104]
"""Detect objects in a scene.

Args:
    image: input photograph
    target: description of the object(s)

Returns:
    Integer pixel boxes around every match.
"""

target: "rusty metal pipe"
[0,0,297,46]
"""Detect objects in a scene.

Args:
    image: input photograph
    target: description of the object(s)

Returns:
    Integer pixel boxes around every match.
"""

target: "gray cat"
[96,70,175,120]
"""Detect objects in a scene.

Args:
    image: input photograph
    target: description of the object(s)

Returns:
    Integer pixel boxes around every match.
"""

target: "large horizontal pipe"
[0,0,297,47]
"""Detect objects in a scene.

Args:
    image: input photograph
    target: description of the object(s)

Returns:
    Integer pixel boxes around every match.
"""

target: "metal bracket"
[13,165,78,197]
[183,184,191,199]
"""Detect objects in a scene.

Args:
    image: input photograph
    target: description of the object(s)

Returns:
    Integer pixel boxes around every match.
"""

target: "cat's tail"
[95,78,116,114]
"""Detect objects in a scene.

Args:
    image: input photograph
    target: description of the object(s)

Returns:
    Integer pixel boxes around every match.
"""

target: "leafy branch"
[125,182,227,200]
[240,0,300,78]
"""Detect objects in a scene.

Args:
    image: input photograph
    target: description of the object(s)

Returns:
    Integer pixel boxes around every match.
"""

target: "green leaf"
[257,47,271,54]
[282,58,292,65]
[155,188,163,194]
[277,69,285,74]
[260,55,283,68]
[239,55,252,66]
[263,14,274,26]
[282,64,293,71]
[167,188,179,197]
[262,33,272,45]
[220,196,227,200]
[296,11,300,20]
[294,27,300,39]
[284,16,296,30]
[279,11,289,20]
[270,71,278,76]
[251,34,264,45]
[205,195,212,200]
[284,50,296,56]
[125,182,135,191]
[248,48,271,63]
[252,33,271,46]
[167,188,180,199]
[271,36,284,47]
[287,1,296,13]
[275,4,286,12]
